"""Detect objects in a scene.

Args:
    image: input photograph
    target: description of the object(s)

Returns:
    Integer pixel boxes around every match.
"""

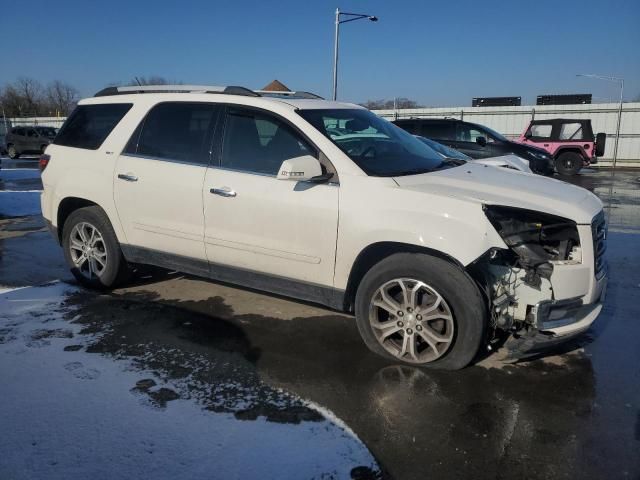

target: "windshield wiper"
[433,158,466,170]
[389,168,435,177]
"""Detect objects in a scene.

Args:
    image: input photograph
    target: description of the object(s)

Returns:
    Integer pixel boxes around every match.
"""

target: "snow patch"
[0,283,380,479]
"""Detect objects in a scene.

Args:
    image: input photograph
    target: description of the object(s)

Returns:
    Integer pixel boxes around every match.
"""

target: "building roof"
[262,80,291,92]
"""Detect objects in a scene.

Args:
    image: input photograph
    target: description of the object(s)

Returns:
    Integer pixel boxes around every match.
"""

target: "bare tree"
[46,80,79,116]
[127,76,172,86]
[360,98,423,110]
[0,77,46,116]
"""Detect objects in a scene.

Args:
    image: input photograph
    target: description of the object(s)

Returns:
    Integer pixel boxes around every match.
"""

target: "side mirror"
[277,155,323,182]
[524,131,532,139]
[476,136,487,147]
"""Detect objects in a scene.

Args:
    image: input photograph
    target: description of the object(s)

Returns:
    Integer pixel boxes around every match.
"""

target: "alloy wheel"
[68,222,108,280]
[368,278,455,364]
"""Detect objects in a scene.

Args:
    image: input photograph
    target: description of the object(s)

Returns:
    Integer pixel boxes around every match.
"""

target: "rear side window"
[126,102,217,165]
[419,122,455,141]
[394,120,418,134]
[559,123,584,140]
[55,104,132,150]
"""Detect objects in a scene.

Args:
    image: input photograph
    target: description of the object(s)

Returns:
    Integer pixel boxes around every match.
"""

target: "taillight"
[39,154,51,172]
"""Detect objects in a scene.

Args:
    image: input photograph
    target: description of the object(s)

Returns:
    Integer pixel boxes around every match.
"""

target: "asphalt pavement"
[1,160,639,479]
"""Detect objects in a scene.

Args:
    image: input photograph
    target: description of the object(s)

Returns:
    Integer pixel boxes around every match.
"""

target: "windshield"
[297,109,450,176]
[416,136,471,161]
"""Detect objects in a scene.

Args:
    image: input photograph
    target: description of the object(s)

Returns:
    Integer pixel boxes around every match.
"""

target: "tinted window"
[27,129,38,137]
[393,120,418,134]
[419,122,455,141]
[55,104,132,150]
[298,109,448,177]
[129,102,217,165]
[221,108,313,175]
[36,127,57,138]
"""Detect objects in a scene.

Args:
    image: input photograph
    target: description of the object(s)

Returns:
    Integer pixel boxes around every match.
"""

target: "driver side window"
[456,125,491,143]
[221,108,314,176]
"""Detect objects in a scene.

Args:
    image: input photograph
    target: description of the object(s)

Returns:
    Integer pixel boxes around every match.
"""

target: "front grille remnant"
[591,211,607,279]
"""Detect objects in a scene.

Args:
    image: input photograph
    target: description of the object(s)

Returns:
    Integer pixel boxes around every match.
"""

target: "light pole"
[332,8,378,101]
[577,73,624,167]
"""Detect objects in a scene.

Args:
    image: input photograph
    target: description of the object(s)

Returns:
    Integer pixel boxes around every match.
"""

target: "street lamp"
[576,73,624,167]
[332,8,378,101]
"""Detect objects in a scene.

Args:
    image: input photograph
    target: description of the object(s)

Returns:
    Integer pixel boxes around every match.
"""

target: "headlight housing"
[527,150,551,161]
[484,205,580,272]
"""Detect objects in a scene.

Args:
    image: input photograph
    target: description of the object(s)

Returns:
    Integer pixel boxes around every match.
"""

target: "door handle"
[117,173,138,182]
[210,187,237,198]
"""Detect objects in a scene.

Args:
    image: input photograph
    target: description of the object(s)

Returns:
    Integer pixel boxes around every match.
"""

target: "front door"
[114,102,219,264]
[203,106,339,286]
[450,124,495,159]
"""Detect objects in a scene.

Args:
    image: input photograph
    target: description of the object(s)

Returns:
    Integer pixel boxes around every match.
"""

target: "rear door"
[114,102,220,264]
[202,106,339,286]
[26,128,41,151]
[417,121,456,144]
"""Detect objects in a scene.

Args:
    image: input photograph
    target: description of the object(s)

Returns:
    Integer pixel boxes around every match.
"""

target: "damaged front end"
[470,205,600,357]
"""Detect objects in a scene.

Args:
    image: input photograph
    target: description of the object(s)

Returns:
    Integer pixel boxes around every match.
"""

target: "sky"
[4,0,639,106]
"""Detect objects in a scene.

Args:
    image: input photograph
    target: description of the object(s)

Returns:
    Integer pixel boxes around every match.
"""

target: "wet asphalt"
[1,159,639,479]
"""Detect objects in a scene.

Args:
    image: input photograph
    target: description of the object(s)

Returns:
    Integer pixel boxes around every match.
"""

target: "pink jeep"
[517,119,606,176]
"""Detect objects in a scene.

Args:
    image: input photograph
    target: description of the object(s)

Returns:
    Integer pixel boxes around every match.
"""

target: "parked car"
[517,119,606,176]
[415,135,532,173]
[5,126,53,159]
[393,118,554,175]
[41,85,607,369]
[0,118,11,157]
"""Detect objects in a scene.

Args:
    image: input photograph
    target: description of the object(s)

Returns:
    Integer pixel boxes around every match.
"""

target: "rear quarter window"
[419,122,455,141]
[54,103,132,150]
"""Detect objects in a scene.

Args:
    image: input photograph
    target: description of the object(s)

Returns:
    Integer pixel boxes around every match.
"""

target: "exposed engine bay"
[472,206,584,339]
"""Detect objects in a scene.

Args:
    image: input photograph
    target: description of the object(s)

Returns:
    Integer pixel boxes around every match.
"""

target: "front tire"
[555,152,582,176]
[354,253,487,370]
[62,206,129,289]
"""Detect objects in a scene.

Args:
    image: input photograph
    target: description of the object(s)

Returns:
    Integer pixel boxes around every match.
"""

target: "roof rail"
[94,85,259,97]
[253,90,324,100]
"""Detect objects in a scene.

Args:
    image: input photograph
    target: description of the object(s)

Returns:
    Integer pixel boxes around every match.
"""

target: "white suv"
[40,85,608,369]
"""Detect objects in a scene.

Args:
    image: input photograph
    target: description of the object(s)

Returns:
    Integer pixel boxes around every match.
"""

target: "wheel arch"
[342,241,469,312]
[554,146,588,161]
[56,197,101,243]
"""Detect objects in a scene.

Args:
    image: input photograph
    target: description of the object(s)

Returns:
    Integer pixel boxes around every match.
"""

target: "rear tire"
[7,145,19,159]
[62,206,130,289]
[555,152,582,176]
[354,253,487,370]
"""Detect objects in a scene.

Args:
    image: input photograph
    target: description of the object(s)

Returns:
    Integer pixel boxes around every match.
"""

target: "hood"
[393,163,602,224]
[473,154,532,173]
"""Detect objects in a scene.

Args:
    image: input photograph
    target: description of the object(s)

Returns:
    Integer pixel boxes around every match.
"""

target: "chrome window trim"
[207,165,339,186]
[120,153,209,168]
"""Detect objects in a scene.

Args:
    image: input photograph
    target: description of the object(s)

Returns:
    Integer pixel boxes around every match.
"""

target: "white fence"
[8,116,66,129]
[374,102,640,166]
[7,103,640,166]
